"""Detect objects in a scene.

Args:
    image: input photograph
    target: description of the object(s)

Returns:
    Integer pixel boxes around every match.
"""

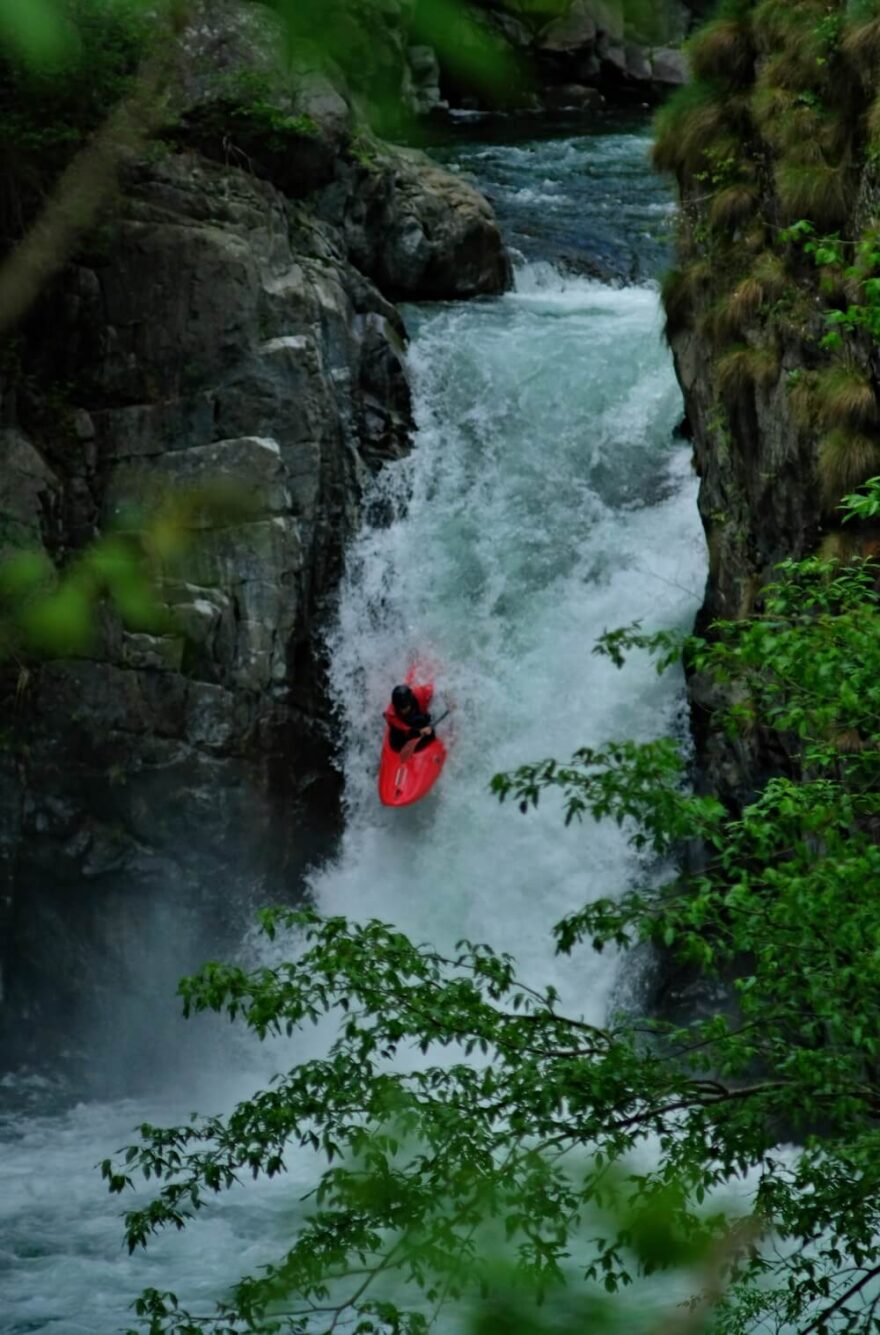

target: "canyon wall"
[0,0,509,1070]
[658,0,880,807]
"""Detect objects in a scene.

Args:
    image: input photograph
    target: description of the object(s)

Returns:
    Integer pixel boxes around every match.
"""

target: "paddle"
[398,709,450,763]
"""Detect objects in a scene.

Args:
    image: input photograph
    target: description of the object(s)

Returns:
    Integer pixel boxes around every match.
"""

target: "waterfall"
[0,122,706,1335]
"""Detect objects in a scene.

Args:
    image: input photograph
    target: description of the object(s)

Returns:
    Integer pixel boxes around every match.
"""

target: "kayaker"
[385,683,435,759]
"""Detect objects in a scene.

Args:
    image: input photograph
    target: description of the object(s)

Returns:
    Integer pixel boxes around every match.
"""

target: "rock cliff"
[0,1,509,1073]
[457,0,693,108]
[657,0,880,805]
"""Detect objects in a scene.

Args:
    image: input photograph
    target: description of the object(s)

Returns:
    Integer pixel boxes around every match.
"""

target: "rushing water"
[0,123,706,1334]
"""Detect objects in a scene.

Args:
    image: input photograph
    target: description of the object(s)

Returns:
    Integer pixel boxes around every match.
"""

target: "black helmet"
[392,684,416,713]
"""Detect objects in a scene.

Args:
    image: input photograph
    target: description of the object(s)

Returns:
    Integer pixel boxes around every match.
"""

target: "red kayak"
[378,729,447,807]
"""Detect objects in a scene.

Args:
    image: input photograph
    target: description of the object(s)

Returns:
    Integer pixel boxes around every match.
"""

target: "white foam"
[312,269,705,1020]
[0,256,706,1334]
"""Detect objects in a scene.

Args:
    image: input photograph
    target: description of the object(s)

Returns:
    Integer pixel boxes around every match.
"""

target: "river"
[0,116,706,1334]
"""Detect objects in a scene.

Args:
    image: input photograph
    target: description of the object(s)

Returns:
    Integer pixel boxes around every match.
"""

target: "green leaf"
[0,0,72,66]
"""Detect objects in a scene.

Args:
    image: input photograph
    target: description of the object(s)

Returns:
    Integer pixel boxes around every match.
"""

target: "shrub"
[752,251,789,299]
[759,41,828,95]
[729,273,765,323]
[867,92,880,146]
[653,81,737,178]
[776,161,852,230]
[814,362,879,428]
[661,260,713,340]
[818,529,868,562]
[751,0,827,53]
[786,369,819,428]
[818,427,880,505]
[709,182,759,230]
[751,80,796,135]
[661,267,692,339]
[687,18,755,86]
[841,15,880,75]
[0,0,152,205]
[699,292,746,347]
[776,106,848,160]
[716,342,780,397]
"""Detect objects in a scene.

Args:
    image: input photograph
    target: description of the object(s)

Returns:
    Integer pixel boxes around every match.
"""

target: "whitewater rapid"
[318,263,703,1017]
[0,126,706,1333]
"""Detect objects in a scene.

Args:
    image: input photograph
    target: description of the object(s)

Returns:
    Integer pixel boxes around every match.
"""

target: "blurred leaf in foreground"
[0,0,73,67]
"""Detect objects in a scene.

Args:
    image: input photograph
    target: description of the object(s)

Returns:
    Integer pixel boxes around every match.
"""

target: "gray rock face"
[468,0,692,105]
[0,429,60,553]
[0,92,509,1068]
[407,44,447,115]
[320,149,512,299]
[537,0,599,54]
[649,46,688,86]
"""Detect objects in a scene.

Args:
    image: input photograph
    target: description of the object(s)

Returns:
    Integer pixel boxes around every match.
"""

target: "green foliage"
[0,0,77,66]
[0,482,250,662]
[101,477,880,1334]
[0,0,154,180]
[0,532,165,659]
[783,222,880,349]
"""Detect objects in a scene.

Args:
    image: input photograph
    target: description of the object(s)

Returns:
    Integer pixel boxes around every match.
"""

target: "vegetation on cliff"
[654,0,880,543]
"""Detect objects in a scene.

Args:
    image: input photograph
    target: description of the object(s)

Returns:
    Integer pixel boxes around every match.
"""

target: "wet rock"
[407,45,446,115]
[543,83,604,111]
[322,148,511,299]
[650,46,688,86]
[537,0,597,54]
[0,429,59,553]
[625,42,653,81]
[0,0,518,1073]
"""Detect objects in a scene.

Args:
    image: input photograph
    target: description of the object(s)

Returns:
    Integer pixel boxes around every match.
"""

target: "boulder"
[0,429,59,553]
[625,41,653,81]
[322,149,511,300]
[380,153,512,298]
[650,46,689,85]
[600,40,628,73]
[537,0,597,54]
[406,45,446,115]
[542,82,604,110]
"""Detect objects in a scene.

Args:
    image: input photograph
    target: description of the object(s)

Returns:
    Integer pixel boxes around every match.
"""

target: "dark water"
[415,111,674,279]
